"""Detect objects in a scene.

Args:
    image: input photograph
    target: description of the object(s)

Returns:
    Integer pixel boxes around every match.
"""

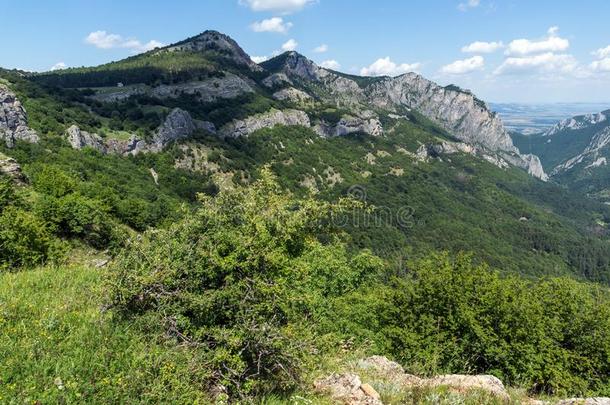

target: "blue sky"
[2,0,610,103]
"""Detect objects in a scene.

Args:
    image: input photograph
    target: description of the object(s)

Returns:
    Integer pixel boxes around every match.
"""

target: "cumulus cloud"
[360,57,421,76]
[440,56,484,75]
[251,55,269,63]
[239,0,316,13]
[592,45,610,59]
[458,0,480,11]
[494,52,580,75]
[591,58,610,72]
[320,59,340,70]
[281,38,298,51]
[250,17,293,33]
[505,26,569,56]
[50,62,67,71]
[85,31,164,53]
[313,44,328,53]
[461,41,503,53]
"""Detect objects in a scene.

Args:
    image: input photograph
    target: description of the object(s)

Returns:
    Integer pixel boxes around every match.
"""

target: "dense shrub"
[107,168,383,398]
[378,253,610,396]
[0,205,63,270]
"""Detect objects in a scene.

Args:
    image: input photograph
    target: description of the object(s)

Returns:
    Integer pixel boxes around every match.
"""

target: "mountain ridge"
[24,31,547,180]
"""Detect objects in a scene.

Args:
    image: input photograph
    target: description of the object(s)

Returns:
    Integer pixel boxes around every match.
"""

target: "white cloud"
[251,55,269,63]
[50,62,67,71]
[320,59,340,70]
[494,52,580,75]
[440,55,484,75]
[360,57,421,76]
[250,17,293,33]
[458,0,480,11]
[505,26,569,56]
[85,31,164,53]
[461,41,503,53]
[281,38,298,51]
[591,58,610,72]
[239,0,316,13]
[592,45,610,59]
[313,44,328,53]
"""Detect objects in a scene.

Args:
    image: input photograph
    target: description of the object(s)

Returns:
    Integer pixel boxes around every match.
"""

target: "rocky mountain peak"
[166,30,262,71]
[545,109,609,136]
[263,51,322,81]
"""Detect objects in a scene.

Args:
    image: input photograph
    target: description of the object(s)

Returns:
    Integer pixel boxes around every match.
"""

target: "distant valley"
[491,102,610,134]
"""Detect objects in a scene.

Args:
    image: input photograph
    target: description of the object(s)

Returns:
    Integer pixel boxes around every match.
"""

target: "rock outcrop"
[272,87,312,103]
[315,356,510,404]
[65,109,214,156]
[416,140,548,180]
[316,356,610,405]
[149,73,254,102]
[552,126,610,175]
[148,108,202,151]
[0,153,27,185]
[545,110,608,137]
[267,52,547,180]
[314,373,382,405]
[315,115,383,138]
[65,125,106,152]
[219,109,311,139]
[0,85,39,147]
[262,73,293,88]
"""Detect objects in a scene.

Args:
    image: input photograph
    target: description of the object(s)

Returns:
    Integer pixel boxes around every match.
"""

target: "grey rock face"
[272,87,312,103]
[65,109,213,156]
[545,110,608,136]
[0,85,39,147]
[166,30,262,71]
[149,108,198,151]
[315,115,383,137]
[219,109,311,139]
[552,126,610,175]
[271,53,546,180]
[65,125,106,152]
[150,73,254,102]
[368,74,517,153]
[262,73,293,88]
[0,153,27,185]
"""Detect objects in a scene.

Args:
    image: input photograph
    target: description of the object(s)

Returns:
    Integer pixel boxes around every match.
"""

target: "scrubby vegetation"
[4,171,608,402]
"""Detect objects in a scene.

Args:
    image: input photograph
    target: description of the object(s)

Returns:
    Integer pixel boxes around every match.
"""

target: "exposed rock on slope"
[0,85,39,147]
[546,111,608,136]
[219,109,311,139]
[316,356,610,405]
[65,109,214,155]
[0,153,27,185]
[66,125,106,152]
[552,125,610,175]
[264,52,547,180]
[315,114,383,137]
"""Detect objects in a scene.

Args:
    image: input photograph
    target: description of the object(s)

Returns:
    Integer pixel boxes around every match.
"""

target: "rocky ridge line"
[265,52,547,180]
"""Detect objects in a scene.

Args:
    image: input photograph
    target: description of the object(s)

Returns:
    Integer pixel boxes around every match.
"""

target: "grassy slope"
[0,265,549,404]
[0,265,212,404]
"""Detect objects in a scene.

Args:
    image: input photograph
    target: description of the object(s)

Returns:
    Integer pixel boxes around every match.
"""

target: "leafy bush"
[107,168,382,398]
[35,193,116,248]
[0,206,63,270]
[378,253,610,396]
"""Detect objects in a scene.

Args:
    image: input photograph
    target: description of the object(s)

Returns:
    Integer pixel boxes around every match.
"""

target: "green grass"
[0,265,210,404]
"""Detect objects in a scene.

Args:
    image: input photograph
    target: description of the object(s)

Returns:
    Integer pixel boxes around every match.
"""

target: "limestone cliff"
[0,85,39,147]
